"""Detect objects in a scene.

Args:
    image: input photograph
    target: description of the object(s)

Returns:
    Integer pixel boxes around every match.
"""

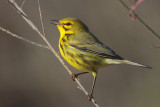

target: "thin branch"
[134,13,160,39]
[6,0,100,106]
[37,0,46,36]
[118,0,160,39]
[7,0,28,18]
[20,0,26,9]
[0,26,49,49]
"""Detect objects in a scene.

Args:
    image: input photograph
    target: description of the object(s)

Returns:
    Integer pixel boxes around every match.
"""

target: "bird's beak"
[50,20,62,25]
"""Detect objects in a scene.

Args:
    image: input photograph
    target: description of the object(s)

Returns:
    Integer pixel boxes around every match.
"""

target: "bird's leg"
[87,75,97,101]
[71,72,88,81]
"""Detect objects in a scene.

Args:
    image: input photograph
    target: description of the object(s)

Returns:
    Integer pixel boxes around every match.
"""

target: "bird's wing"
[69,32,123,60]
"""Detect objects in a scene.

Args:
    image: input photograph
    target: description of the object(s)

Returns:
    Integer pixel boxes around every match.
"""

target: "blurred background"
[0,0,160,107]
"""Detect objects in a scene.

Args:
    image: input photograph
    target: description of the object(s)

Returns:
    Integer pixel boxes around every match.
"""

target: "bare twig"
[37,0,46,36]
[7,0,28,18]
[118,0,160,39]
[21,0,26,9]
[5,0,100,106]
[0,26,49,49]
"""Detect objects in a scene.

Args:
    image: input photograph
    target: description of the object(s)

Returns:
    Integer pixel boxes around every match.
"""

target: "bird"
[51,17,151,100]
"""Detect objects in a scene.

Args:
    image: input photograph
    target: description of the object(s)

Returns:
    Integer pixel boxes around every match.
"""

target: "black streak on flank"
[75,59,82,66]
[62,38,66,42]
[60,43,65,55]
[65,33,72,39]
[77,54,84,58]
[77,54,88,63]
[70,59,74,63]
[92,61,99,65]
[66,51,74,57]
[82,58,88,63]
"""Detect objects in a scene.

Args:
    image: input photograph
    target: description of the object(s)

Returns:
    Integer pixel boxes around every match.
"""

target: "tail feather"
[106,59,152,69]
[122,60,152,69]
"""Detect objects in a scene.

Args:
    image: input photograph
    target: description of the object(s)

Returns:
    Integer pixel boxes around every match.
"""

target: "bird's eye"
[65,22,72,26]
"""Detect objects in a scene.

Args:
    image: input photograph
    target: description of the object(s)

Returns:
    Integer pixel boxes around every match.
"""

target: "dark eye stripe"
[65,22,72,26]
[63,26,69,31]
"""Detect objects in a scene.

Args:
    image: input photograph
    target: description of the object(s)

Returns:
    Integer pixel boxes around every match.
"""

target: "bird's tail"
[106,59,152,69]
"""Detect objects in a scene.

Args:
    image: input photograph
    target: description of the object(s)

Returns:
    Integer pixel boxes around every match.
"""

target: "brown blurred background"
[0,0,160,107]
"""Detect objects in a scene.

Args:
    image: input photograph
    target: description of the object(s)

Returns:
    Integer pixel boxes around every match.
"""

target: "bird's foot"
[71,73,78,81]
[87,94,93,101]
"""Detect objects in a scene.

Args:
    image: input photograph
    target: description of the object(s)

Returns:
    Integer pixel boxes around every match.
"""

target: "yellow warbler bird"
[51,17,151,100]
